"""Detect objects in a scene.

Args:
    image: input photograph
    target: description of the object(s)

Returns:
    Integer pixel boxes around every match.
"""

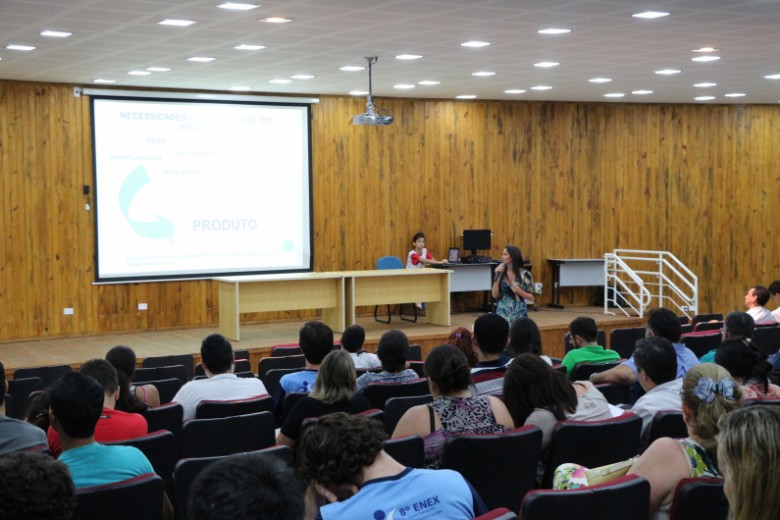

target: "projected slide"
[92,97,312,282]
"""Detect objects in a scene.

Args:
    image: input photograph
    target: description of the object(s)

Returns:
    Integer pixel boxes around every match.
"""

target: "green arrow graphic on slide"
[118,165,175,242]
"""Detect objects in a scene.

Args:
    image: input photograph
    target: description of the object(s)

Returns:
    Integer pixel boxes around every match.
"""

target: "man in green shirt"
[561,317,621,377]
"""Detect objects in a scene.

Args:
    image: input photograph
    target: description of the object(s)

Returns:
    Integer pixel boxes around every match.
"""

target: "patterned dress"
[495,269,534,324]
[423,395,509,469]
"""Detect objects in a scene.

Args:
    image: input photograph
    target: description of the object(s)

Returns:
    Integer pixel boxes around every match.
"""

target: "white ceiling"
[1,0,780,104]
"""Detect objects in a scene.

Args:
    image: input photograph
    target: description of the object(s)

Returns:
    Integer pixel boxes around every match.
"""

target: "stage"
[0,306,644,378]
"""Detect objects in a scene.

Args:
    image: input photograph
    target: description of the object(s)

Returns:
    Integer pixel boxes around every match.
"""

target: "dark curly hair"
[502,353,577,426]
[297,412,386,488]
[424,344,472,395]
[0,451,76,520]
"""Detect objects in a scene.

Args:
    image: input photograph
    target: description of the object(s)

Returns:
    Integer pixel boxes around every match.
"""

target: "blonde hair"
[680,363,743,451]
[310,350,356,404]
[718,406,780,520]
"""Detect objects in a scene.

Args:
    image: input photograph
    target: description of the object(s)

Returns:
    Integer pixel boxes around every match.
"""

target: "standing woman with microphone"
[492,245,535,323]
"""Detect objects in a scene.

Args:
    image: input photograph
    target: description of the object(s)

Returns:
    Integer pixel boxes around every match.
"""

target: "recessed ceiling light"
[632,90,653,95]
[234,44,265,51]
[340,66,365,72]
[693,82,717,88]
[538,28,571,35]
[695,96,715,101]
[692,47,718,52]
[394,84,415,89]
[127,70,151,76]
[692,55,720,62]
[40,30,72,38]
[655,69,681,75]
[146,67,171,72]
[230,86,252,91]
[472,71,496,77]
[187,56,216,62]
[460,41,491,48]
[6,44,36,51]
[270,79,292,84]
[589,77,612,83]
[505,89,526,94]
[93,78,116,84]
[349,90,368,96]
[395,54,423,60]
[218,2,259,10]
[418,80,440,86]
[159,19,196,27]
[603,93,625,98]
[765,74,780,80]
[633,11,670,19]
[259,17,292,23]
[724,93,746,98]
[291,74,314,80]
[456,94,478,99]
[534,61,560,68]
[531,85,552,91]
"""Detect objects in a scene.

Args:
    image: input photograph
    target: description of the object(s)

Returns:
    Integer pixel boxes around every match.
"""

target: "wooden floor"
[0,306,644,377]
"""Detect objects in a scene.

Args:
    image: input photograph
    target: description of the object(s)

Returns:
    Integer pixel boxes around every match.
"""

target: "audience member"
[48,359,148,456]
[189,453,304,520]
[699,311,755,363]
[717,405,780,520]
[591,308,699,391]
[560,317,621,376]
[447,326,478,367]
[50,372,155,487]
[630,337,682,439]
[277,350,371,448]
[744,285,777,325]
[769,280,780,323]
[0,451,76,520]
[355,330,419,391]
[24,388,51,432]
[339,325,380,370]
[502,353,612,481]
[0,360,48,455]
[274,322,333,415]
[106,345,160,411]
[392,345,513,468]
[470,313,512,396]
[174,333,267,421]
[508,317,550,364]
[715,337,780,399]
[299,412,487,520]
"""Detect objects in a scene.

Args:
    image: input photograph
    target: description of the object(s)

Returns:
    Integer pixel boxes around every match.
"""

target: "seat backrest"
[692,313,724,326]
[133,365,188,386]
[383,435,425,468]
[570,360,623,381]
[442,426,543,512]
[181,411,275,458]
[13,365,71,388]
[681,332,722,357]
[258,355,306,380]
[408,344,423,361]
[196,394,273,420]
[565,331,606,353]
[408,360,426,378]
[647,410,687,445]
[234,349,250,360]
[693,320,723,332]
[384,394,433,435]
[75,473,164,520]
[609,327,646,359]
[104,430,178,497]
[141,402,184,440]
[271,345,303,357]
[144,378,183,405]
[473,508,518,520]
[753,326,780,357]
[195,359,251,378]
[281,391,309,419]
[377,256,404,270]
[520,475,649,520]
[594,383,630,406]
[6,376,44,420]
[542,413,643,487]
[142,355,194,381]
[261,367,305,396]
[669,478,728,520]
[364,378,430,410]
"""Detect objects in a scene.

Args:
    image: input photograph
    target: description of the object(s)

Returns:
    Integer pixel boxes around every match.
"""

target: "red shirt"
[48,407,148,457]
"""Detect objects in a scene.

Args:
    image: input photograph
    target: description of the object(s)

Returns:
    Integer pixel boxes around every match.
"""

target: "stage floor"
[1,306,644,376]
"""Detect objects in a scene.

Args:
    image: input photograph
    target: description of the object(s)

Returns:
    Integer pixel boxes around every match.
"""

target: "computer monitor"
[462,229,491,258]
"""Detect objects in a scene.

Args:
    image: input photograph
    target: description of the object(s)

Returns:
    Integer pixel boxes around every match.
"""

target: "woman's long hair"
[502,353,576,426]
[680,363,743,451]
[105,345,147,413]
[498,245,524,286]
[508,317,543,357]
[446,327,478,367]
[310,350,357,404]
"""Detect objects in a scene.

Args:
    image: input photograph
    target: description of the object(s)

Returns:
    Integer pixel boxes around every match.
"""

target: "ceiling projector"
[353,56,394,126]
